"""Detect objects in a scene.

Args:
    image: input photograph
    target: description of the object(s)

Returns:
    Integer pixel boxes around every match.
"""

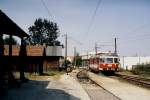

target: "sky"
[0,0,150,56]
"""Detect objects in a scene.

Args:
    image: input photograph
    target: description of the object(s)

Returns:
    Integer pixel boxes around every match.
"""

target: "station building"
[4,45,63,72]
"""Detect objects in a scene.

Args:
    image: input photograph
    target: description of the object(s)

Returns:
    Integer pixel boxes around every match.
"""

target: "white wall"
[119,56,150,70]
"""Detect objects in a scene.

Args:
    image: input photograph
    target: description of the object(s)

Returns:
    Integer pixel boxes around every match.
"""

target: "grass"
[118,64,150,79]
[131,64,150,77]
[44,70,65,76]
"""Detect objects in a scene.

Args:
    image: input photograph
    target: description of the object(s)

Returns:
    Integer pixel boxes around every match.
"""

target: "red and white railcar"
[89,53,119,72]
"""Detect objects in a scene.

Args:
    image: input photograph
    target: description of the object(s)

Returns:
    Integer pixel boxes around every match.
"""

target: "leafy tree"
[4,36,18,45]
[76,56,82,67]
[73,52,82,67]
[28,18,61,46]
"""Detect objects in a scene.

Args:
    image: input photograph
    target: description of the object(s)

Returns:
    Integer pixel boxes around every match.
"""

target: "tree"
[63,60,71,66]
[4,36,18,45]
[73,52,82,67]
[28,18,61,46]
[76,56,82,67]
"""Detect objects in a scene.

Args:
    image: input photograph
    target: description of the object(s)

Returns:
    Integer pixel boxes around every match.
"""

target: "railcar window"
[106,58,113,63]
[99,58,105,63]
[114,58,118,63]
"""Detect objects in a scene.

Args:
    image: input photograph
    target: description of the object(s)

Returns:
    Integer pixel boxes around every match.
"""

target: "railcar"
[89,53,119,72]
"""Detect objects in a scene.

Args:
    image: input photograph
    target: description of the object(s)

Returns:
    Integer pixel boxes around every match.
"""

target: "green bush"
[132,64,150,75]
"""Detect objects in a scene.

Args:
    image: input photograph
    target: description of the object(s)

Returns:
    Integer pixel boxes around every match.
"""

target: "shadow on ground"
[1,80,80,100]
[100,71,115,76]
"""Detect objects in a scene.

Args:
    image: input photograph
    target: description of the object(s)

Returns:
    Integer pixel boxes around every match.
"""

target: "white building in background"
[119,56,150,70]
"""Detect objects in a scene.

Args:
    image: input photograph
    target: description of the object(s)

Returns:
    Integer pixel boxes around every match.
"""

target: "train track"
[115,73,150,89]
[76,70,120,100]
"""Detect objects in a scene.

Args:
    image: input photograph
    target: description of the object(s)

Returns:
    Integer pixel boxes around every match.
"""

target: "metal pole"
[74,47,76,66]
[123,56,124,69]
[65,34,68,74]
[95,43,97,55]
[87,51,89,68]
[65,34,67,61]
[115,37,117,55]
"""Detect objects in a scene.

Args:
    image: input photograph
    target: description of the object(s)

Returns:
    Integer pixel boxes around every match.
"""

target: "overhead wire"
[84,0,102,39]
[120,32,149,40]
[68,36,83,45]
[118,22,150,40]
[117,22,150,47]
[128,23,150,34]
[117,34,150,47]
[118,32,150,45]
[40,0,55,21]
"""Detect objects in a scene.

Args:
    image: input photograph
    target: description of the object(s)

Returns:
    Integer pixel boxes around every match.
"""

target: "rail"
[115,73,150,89]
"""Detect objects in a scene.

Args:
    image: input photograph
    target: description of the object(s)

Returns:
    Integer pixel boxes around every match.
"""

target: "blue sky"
[1,0,150,56]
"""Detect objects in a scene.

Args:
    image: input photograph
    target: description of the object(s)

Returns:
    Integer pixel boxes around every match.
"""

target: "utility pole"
[114,37,117,55]
[87,51,89,68]
[87,51,88,60]
[74,47,76,67]
[65,33,68,74]
[65,34,67,62]
[95,43,97,55]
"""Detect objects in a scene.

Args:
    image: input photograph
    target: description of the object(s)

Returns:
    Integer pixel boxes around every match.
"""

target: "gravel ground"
[69,69,119,100]
[2,74,90,100]
[82,83,120,100]
[88,72,150,100]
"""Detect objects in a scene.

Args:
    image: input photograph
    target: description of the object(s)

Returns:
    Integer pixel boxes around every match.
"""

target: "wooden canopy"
[0,10,29,38]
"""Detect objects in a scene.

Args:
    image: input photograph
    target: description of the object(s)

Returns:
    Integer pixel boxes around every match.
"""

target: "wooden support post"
[9,35,12,56]
[0,34,4,56]
[19,38,26,80]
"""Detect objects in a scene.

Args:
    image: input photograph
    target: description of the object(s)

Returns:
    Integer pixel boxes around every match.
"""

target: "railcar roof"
[99,56,119,58]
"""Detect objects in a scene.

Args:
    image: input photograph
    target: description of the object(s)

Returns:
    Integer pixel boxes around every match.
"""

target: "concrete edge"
[65,74,91,100]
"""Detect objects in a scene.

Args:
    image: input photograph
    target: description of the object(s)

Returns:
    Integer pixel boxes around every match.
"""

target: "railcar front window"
[99,58,105,63]
[106,58,113,63]
[114,58,118,63]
